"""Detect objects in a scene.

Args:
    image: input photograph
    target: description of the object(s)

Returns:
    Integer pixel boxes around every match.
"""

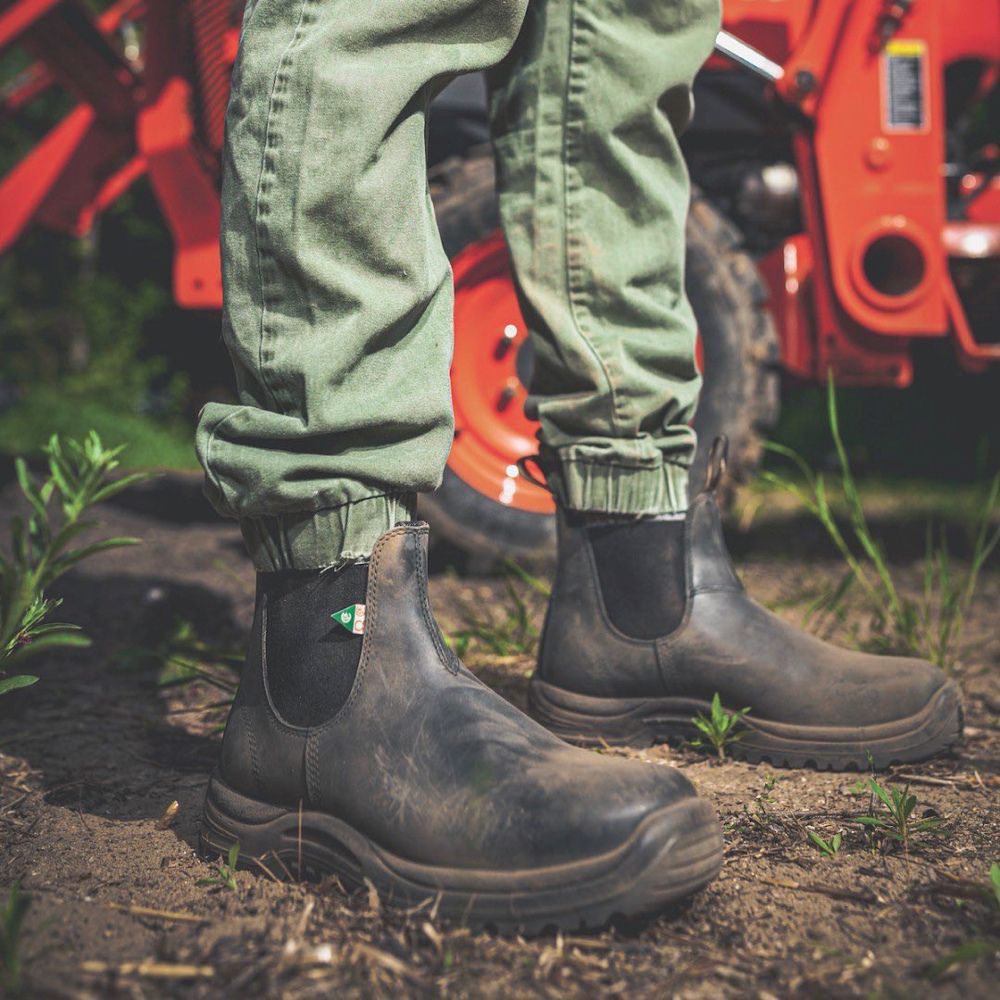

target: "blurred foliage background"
[1,32,998,494]
[2,181,997,488]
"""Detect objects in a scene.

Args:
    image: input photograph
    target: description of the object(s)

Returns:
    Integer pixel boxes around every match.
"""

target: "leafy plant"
[762,374,1000,670]
[855,776,947,853]
[690,693,751,761]
[198,842,240,891]
[117,618,241,732]
[807,829,843,858]
[0,883,31,994]
[447,559,550,657]
[728,774,779,836]
[0,432,145,695]
[922,865,1000,980]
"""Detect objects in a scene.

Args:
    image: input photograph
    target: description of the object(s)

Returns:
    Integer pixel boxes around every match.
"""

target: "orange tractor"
[2,0,998,558]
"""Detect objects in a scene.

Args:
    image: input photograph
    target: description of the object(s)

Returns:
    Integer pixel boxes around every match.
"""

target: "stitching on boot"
[247,721,261,795]
[305,728,319,804]
[310,524,424,742]
[312,526,400,733]
[416,532,457,674]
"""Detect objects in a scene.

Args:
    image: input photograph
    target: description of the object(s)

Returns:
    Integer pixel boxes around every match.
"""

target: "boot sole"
[529,678,963,770]
[199,774,722,934]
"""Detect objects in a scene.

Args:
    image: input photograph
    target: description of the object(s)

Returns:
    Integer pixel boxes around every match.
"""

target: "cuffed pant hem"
[549,458,688,516]
[240,492,417,572]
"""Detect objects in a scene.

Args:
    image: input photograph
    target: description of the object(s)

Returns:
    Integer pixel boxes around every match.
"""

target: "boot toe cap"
[812,650,951,727]
[514,747,705,867]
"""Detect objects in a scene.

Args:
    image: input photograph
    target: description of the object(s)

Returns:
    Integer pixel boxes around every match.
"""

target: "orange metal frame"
[2,0,998,380]
[728,0,1000,379]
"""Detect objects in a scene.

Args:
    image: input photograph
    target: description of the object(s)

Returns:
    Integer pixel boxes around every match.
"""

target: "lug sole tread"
[199,778,722,935]
[529,679,963,771]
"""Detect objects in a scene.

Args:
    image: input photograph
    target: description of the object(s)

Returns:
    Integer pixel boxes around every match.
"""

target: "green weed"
[118,618,241,730]
[855,776,947,853]
[922,865,1000,980]
[807,829,843,858]
[763,374,999,670]
[198,843,239,891]
[1,432,146,695]
[690,693,751,761]
[731,773,778,833]
[0,883,31,994]
[447,560,550,658]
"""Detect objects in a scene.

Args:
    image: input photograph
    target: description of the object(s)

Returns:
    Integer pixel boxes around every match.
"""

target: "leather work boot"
[528,443,963,770]
[201,524,722,931]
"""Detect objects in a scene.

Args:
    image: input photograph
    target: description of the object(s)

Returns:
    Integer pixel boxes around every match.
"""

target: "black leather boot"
[201,524,722,931]
[529,448,963,770]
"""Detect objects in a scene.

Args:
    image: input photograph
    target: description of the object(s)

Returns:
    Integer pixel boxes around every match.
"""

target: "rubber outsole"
[529,678,963,771]
[199,776,723,934]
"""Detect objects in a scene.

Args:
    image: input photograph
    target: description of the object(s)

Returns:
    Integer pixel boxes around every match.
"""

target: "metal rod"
[714,30,786,82]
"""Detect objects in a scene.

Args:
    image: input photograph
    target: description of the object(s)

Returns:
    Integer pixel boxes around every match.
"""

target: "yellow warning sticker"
[885,39,927,59]
[882,39,928,132]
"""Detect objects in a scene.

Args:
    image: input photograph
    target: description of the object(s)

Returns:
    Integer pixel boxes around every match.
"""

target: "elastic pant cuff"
[240,492,417,572]
[548,457,688,516]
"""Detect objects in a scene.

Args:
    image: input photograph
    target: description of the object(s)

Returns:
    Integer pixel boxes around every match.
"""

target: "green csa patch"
[331,603,366,635]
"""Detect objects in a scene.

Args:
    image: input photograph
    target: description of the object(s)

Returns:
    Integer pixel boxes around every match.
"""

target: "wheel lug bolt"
[497,379,518,411]
[495,324,519,358]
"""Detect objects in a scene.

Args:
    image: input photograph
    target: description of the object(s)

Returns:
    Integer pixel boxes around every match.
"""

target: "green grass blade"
[0,675,40,696]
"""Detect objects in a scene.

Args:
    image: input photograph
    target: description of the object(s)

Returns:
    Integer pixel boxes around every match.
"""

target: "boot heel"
[199,774,301,877]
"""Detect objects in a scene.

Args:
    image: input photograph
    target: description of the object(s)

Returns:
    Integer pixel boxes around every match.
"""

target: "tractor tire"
[684,188,782,501]
[422,152,780,562]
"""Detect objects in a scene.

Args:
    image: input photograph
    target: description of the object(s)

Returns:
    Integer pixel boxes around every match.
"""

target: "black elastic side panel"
[584,518,687,640]
[261,563,369,727]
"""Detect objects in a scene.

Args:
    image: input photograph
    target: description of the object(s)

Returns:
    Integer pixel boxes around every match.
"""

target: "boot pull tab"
[516,455,554,495]
[703,435,730,494]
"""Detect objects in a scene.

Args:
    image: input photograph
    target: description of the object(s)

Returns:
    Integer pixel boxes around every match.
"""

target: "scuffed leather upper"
[538,491,949,727]
[218,524,697,869]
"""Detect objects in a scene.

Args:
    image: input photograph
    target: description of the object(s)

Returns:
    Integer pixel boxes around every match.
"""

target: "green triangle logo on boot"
[331,604,366,635]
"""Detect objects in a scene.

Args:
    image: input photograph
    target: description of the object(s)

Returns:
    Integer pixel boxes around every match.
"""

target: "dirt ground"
[1,472,998,998]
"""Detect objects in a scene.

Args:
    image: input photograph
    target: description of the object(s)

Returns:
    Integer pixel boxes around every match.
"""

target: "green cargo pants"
[196,0,721,571]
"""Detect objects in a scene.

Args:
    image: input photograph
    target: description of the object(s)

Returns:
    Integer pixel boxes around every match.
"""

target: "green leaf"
[4,631,91,665]
[14,458,48,523]
[48,536,141,575]
[807,830,832,856]
[48,519,98,555]
[90,471,153,505]
[691,717,712,738]
[710,692,724,725]
[925,940,997,979]
[868,777,895,812]
[855,816,889,828]
[990,862,1000,909]
[45,449,75,501]
[0,674,39,696]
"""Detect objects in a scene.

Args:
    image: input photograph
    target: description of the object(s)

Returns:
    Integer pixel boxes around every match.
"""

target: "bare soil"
[1,473,998,998]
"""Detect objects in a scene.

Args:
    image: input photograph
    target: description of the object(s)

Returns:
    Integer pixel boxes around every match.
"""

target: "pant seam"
[252,0,314,412]
[558,456,690,470]
[563,0,625,440]
[202,406,245,513]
